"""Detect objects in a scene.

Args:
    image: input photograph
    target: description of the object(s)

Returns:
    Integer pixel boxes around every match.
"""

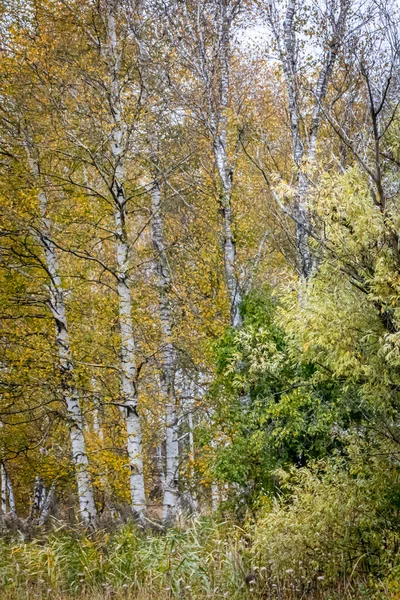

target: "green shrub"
[253,446,400,597]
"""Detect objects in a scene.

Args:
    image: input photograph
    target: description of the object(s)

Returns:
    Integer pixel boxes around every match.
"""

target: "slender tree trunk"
[92,410,104,441]
[281,0,314,279]
[38,193,96,524]
[176,370,198,514]
[212,8,242,329]
[155,444,166,496]
[114,192,146,517]
[275,0,348,280]
[293,175,314,280]
[25,151,97,525]
[7,475,16,517]
[106,0,146,517]
[187,399,198,514]
[1,463,7,516]
[215,148,242,329]
[151,179,179,523]
[164,0,242,326]
[33,476,45,517]
[38,483,56,526]
[211,483,219,512]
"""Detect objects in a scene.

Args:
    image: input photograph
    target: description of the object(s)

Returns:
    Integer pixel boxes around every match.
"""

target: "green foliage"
[209,288,358,508]
[254,442,400,598]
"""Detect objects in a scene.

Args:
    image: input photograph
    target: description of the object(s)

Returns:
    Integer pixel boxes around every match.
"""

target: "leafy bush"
[253,444,400,598]
[209,288,359,511]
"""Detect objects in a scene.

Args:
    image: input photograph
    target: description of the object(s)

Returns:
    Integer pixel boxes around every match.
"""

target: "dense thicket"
[1,0,400,597]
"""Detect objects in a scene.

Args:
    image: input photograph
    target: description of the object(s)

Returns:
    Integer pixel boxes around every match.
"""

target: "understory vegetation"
[3,476,400,600]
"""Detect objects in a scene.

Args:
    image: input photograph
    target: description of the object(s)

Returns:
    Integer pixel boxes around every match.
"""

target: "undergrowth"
[0,515,396,600]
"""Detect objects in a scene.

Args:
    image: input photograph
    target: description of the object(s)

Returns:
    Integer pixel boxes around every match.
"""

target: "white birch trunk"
[187,403,198,514]
[90,379,119,515]
[25,152,97,525]
[33,476,45,516]
[167,1,242,326]
[92,408,104,441]
[156,444,166,493]
[0,421,6,517]
[151,180,179,523]
[273,0,348,280]
[39,193,96,524]
[212,8,242,329]
[107,0,146,517]
[1,463,7,516]
[281,0,313,279]
[176,371,198,514]
[114,208,146,516]
[38,483,56,526]
[7,475,16,517]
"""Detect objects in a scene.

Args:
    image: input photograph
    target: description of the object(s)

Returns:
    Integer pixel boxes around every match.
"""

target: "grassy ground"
[0,518,393,599]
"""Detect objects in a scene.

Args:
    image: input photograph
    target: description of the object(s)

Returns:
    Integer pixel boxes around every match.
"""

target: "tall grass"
[0,518,251,599]
[0,516,394,599]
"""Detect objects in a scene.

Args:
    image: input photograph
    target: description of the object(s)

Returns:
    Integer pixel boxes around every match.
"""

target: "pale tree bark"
[1,463,7,516]
[267,0,349,279]
[89,377,117,516]
[175,370,199,514]
[92,403,104,442]
[24,151,97,525]
[161,0,243,328]
[38,193,96,524]
[0,463,16,518]
[38,483,56,526]
[150,178,179,523]
[106,0,146,517]
[0,421,6,517]
[7,474,16,517]
[187,398,198,514]
[209,1,242,328]
[87,388,102,435]
[154,443,166,508]
[33,476,46,517]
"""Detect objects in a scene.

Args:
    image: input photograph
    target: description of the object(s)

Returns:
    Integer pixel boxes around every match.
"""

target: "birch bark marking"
[151,179,179,523]
[281,0,313,279]
[164,1,242,326]
[270,0,349,279]
[0,421,6,517]
[185,375,198,514]
[24,149,97,525]
[7,476,16,517]
[38,483,56,526]
[106,0,146,516]
[39,193,96,524]
[0,462,7,516]
[0,457,15,518]
[33,476,45,517]
[212,2,242,329]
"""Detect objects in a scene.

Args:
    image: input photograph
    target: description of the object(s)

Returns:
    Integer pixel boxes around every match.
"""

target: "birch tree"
[159,0,245,328]
[0,465,7,517]
[30,0,148,517]
[264,0,350,279]
[150,174,180,522]
[24,148,97,525]
[103,0,146,518]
